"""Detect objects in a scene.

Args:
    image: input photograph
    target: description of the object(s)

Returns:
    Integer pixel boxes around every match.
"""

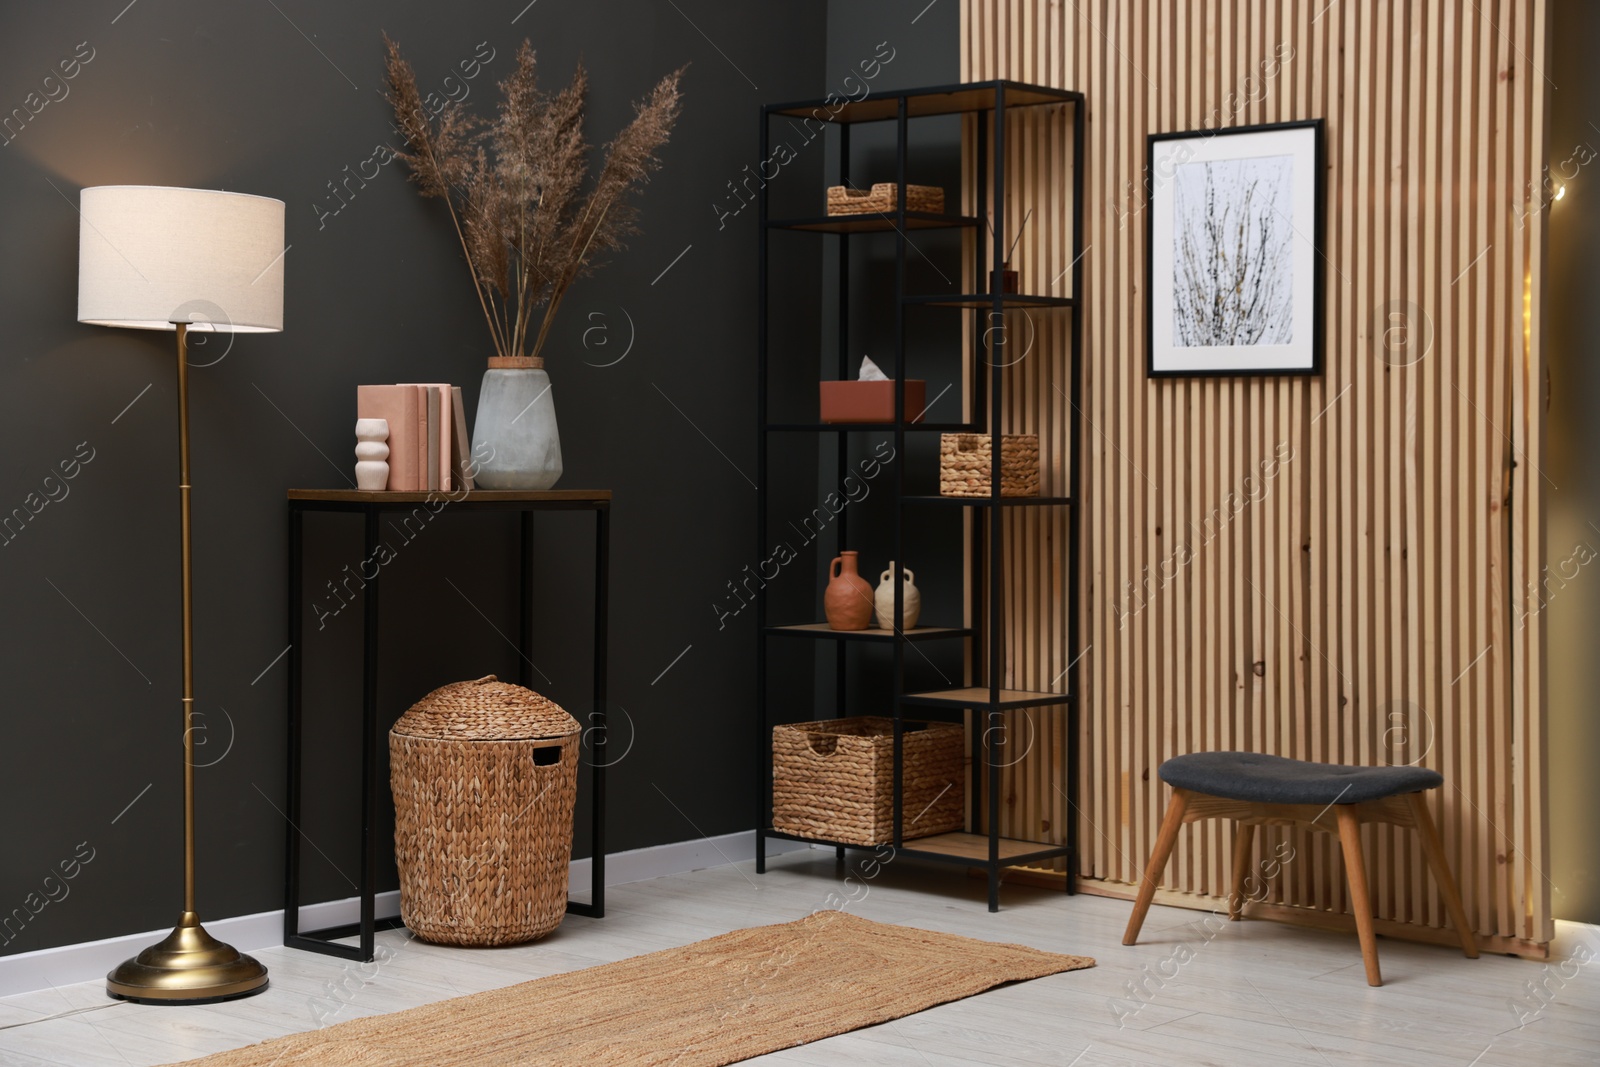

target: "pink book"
[399,383,454,492]
[355,386,421,490]
[414,386,430,491]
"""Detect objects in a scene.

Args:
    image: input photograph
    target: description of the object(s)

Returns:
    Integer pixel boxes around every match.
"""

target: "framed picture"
[1146,119,1324,377]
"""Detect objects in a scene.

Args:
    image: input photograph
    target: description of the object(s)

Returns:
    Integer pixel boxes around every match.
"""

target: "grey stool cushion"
[1159,751,1443,805]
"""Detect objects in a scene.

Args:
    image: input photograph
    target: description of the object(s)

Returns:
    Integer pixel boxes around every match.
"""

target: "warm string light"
[1524,268,1533,375]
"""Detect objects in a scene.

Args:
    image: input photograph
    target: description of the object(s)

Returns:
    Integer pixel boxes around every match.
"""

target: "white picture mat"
[1149,126,1318,373]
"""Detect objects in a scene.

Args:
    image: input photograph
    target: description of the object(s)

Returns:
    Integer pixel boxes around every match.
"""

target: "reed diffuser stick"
[1004,207,1033,263]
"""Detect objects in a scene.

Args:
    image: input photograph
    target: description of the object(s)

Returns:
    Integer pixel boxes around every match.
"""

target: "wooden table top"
[287,489,611,504]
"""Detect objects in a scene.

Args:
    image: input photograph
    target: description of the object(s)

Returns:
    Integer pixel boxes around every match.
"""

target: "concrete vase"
[471,367,563,490]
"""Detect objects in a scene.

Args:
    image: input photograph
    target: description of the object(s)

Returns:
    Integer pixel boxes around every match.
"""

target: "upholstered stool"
[1121,752,1478,986]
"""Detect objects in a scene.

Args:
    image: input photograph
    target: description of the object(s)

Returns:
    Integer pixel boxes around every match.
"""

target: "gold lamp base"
[106,912,269,1004]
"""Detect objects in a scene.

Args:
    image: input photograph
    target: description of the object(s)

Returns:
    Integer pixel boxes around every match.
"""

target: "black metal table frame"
[283,491,609,962]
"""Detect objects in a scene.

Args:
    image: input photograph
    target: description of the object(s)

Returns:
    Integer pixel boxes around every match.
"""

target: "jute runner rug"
[165,911,1094,1066]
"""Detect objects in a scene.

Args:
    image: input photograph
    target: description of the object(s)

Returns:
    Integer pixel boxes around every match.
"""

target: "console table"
[283,489,610,962]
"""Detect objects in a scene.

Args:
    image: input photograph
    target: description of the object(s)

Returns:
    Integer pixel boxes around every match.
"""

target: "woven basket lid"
[392,675,579,742]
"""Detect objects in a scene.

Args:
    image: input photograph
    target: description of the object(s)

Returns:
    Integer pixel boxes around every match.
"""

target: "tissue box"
[819,380,927,424]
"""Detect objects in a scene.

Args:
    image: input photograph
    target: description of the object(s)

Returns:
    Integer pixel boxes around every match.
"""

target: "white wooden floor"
[1,850,1594,1066]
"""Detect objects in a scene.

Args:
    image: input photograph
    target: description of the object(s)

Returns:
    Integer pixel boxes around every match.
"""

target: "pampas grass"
[385,36,683,364]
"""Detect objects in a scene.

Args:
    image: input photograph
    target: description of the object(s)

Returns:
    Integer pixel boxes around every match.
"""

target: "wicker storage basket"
[939,433,1041,497]
[772,716,964,846]
[390,675,579,946]
[826,183,945,216]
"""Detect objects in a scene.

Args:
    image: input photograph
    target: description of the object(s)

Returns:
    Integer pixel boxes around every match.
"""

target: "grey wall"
[1545,0,1600,926]
[0,1,830,956]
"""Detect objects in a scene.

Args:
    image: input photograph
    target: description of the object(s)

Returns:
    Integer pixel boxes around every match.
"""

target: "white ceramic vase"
[873,561,921,630]
[354,418,390,491]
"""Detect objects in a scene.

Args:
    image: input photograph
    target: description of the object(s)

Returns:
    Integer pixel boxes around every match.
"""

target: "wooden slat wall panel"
[962,0,1551,950]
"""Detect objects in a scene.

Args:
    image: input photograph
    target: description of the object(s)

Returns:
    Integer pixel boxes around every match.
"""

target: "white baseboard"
[0,830,807,999]
[567,827,806,896]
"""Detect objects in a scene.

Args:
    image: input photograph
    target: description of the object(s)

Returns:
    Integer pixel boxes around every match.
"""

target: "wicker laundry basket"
[390,675,579,946]
[772,716,964,846]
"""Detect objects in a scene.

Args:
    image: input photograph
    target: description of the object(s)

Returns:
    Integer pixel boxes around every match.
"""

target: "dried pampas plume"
[384,34,684,364]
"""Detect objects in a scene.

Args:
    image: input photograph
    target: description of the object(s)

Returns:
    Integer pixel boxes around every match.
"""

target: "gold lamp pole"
[79,186,285,1003]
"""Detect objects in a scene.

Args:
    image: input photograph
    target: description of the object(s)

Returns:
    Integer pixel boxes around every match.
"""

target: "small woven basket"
[939,433,1041,497]
[826,183,945,216]
[772,716,964,846]
[390,675,579,947]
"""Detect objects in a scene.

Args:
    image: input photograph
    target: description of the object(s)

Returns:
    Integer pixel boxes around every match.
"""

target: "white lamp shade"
[78,185,285,332]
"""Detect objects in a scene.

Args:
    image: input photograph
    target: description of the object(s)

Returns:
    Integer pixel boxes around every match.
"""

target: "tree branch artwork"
[1170,155,1294,348]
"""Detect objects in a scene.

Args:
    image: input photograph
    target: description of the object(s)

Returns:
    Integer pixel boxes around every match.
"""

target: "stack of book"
[356,384,475,492]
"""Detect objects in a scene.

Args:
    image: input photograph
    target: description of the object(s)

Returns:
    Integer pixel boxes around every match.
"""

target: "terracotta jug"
[873,561,922,631]
[824,551,874,630]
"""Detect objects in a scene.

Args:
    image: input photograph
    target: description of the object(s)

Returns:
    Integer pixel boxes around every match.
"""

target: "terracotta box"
[819,380,927,424]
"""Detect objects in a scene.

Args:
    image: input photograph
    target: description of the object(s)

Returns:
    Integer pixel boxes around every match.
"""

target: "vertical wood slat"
[962,0,1552,952]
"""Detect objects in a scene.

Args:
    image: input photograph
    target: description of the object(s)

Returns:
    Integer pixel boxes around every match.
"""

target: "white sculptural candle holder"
[355,418,390,490]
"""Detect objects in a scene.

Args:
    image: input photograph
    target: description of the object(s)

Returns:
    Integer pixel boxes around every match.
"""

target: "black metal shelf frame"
[754,80,1085,912]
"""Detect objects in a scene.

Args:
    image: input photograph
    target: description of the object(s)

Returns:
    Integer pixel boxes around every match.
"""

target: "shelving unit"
[754,80,1084,911]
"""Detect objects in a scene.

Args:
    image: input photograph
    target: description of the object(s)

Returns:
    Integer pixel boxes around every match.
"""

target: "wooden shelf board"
[904,293,1074,309]
[766,422,973,432]
[767,81,1079,124]
[903,686,1069,709]
[763,828,1069,867]
[288,489,611,504]
[900,832,1069,862]
[766,623,970,641]
[901,495,1073,507]
[770,212,980,233]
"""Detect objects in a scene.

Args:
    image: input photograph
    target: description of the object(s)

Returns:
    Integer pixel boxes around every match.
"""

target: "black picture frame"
[1145,118,1325,379]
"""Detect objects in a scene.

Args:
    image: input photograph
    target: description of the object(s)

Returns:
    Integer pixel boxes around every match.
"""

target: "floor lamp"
[78,185,285,1003]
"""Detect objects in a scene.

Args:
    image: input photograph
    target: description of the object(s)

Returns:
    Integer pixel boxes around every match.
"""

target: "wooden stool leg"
[1123,789,1190,946]
[1335,805,1382,987]
[1405,792,1479,959]
[1229,822,1257,920]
